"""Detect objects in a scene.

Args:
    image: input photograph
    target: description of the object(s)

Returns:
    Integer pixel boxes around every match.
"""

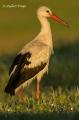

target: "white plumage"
[5,6,68,102]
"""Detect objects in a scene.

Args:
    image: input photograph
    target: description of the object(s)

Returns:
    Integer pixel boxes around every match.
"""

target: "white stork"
[5,6,68,102]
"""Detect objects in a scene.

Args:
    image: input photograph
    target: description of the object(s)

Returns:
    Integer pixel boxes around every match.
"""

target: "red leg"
[36,80,40,100]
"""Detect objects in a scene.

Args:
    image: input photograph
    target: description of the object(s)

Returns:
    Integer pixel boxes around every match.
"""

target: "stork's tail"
[4,76,15,96]
[4,72,20,96]
[5,84,15,96]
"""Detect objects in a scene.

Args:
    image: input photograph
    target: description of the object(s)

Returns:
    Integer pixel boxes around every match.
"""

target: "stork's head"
[37,6,69,27]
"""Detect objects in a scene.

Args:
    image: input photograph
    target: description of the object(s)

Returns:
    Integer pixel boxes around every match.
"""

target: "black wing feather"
[16,62,47,88]
[5,52,31,95]
[5,62,46,95]
[9,52,31,74]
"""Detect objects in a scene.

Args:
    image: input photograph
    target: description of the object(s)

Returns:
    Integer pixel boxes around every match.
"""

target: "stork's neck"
[37,15,53,54]
[38,16,51,33]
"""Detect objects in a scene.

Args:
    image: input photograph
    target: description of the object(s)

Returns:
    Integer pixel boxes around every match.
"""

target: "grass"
[1,87,79,113]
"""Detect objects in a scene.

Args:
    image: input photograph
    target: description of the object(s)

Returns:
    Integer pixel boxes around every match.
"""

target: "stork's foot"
[15,86,27,103]
[19,95,28,103]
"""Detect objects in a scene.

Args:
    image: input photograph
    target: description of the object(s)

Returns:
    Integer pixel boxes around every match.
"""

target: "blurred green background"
[0,0,79,54]
[0,0,79,115]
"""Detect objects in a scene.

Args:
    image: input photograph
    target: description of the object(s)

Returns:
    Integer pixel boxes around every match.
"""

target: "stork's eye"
[46,10,49,13]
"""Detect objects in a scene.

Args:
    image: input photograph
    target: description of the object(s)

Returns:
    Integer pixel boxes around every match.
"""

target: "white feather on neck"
[37,15,53,54]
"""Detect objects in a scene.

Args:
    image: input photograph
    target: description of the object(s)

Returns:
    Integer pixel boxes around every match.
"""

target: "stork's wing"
[16,43,50,87]
[5,42,50,95]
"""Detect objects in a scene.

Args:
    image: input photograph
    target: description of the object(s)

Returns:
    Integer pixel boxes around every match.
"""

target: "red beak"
[50,12,69,27]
